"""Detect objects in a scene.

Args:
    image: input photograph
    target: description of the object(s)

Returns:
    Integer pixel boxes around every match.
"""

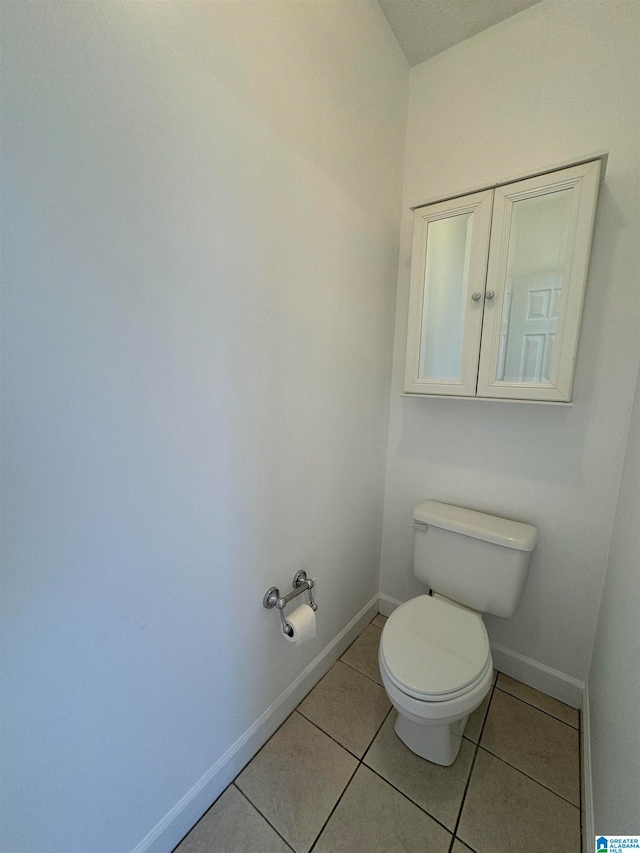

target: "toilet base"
[394,711,468,766]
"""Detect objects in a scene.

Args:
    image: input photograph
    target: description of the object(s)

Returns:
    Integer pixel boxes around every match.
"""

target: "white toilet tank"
[413,501,538,618]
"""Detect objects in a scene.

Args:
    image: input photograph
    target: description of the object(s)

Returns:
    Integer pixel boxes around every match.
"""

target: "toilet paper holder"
[263,571,318,637]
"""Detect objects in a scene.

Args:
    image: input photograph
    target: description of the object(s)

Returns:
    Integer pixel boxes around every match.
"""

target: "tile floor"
[174,613,581,853]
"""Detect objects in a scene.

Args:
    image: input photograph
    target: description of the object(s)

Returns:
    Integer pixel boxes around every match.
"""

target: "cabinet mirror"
[405,159,602,403]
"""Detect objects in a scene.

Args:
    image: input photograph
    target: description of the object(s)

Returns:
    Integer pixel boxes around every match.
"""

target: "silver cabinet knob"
[485,290,495,300]
[471,292,482,301]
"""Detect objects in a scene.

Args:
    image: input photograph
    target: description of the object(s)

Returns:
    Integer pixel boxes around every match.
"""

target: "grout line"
[233,783,296,852]
[174,618,381,852]
[295,707,365,762]
[476,684,494,744]
[235,623,382,785]
[234,638,386,853]
[336,618,384,688]
[173,698,308,851]
[493,685,580,729]
[307,762,361,853]
[448,681,496,851]
[476,746,581,809]
[294,661,371,754]
[338,656,385,688]
[449,748,480,853]
[371,705,394,742]
[308,705,395,852]
[340,619,381,656]
[169,783,231,853]
[332,656,384,686]
[453,839,481,853]
[233,709,356,850]
[483,683,582,809]
[233,703,299,782]
[361,706,393,765]
[363,762,454,839]
[236,663,393,853]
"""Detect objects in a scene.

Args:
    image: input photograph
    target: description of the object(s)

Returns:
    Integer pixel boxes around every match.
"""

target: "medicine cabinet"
[404,159,602,402]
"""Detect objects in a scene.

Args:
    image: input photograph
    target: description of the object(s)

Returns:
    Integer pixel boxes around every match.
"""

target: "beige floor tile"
[496,674,579,728]
[236,712,356,853]
[313,765,451,853]
[464,690,492,743]
[298,661,390,757]
[174,785,291,853]
[371,613,387,628]
[480,689,579,805]
[452,841,475,853]
[340,624,383,685]
[364,712,474,830]
[457,750,580,853]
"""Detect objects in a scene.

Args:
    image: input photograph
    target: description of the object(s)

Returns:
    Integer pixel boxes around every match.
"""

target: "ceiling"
[377,0,543,66]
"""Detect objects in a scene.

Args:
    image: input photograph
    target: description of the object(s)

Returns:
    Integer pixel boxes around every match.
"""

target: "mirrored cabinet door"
[477,160,601,401]
[404,190,493,396]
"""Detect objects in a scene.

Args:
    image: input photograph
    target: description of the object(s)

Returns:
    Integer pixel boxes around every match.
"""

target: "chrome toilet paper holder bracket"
[263,571,318,637]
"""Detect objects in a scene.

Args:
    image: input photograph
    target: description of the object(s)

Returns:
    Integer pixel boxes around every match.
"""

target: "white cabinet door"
[404,190,493,396]
[477,161,601,401]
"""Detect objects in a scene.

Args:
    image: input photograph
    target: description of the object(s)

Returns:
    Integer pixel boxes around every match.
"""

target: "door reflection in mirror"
[496,188,572,383]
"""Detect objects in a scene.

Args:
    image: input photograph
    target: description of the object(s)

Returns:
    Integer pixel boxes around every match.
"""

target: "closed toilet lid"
[380,595,490,699]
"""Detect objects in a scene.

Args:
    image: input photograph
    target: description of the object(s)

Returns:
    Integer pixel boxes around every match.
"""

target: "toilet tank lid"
[413,501,538,552]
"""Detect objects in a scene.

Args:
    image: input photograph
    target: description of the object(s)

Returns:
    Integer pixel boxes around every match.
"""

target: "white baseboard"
[132,595,379,853]
[377,593,403,617]
[581,685,594,853]
[490,642,585,709]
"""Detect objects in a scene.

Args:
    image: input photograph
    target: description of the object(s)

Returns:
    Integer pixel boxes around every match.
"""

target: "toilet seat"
[380,595,490,702]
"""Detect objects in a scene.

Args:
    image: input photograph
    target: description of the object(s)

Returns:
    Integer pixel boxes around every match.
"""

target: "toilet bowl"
[379,594,493,765]
[380,500,537,766]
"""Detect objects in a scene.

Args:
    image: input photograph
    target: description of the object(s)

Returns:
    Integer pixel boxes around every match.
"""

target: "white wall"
[588,363,640,834]
[0,4,408,852]
[380,0,639,683]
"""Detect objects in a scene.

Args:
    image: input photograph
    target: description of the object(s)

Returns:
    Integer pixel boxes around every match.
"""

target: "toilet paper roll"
[283,604,316,645]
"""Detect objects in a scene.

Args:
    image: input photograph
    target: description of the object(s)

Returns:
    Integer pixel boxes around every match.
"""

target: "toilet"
[379,500,537,766]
